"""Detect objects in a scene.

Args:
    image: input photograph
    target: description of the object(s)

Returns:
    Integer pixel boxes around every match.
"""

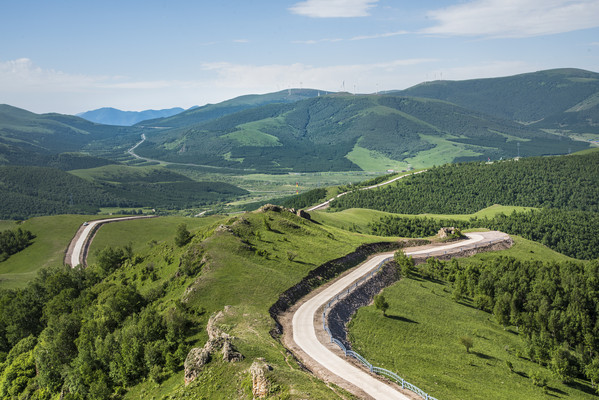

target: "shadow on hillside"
[471,351,495,360]
[386,315,418,324]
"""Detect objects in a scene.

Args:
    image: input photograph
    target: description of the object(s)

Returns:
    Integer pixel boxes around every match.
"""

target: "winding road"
[291,231,511,399]
[307,169,428,212]
[65,216,156,267]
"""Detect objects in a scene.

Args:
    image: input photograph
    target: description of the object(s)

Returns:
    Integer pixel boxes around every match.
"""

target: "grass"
[223,121,283,147]
[311,205,536,234]
[117,207,387,399]
[404,134,483,169]
[345,144,409,172]
[0,215,110,289]
[348,263,594,399]
[86,215,224,265]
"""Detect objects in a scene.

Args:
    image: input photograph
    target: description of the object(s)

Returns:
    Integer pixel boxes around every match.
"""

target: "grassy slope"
[84,208,388,399]
[348,238,590,400]
[87,215,224,265]
[0,215,108,288]
[311,205,536,233]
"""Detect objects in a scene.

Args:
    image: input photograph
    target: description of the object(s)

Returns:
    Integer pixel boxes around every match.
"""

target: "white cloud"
[423,0,599,38]
[289,0,378,18]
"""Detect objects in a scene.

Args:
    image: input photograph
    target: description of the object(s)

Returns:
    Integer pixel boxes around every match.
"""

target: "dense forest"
[370,208,599,260]
[331,151,599,213]
[0,245,195,399]
[0,228,35,262]
[0,166,248,220]
[396,253,599,386]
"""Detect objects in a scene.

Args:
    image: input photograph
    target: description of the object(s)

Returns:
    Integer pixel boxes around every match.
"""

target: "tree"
[174,223,192,247]
[460,336,474,353]
[374,294,389,316]
[394,250,415,279]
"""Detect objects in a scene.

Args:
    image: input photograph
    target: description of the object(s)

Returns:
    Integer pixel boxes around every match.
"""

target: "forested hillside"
[330,151,599,214]
[0,166,248,219]
[136,94,587,172]
[135,89,327,128]
[370,208,599,260]
[398,68,599,132]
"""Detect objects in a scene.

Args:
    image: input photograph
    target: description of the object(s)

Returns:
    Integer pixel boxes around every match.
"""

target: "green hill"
[136,93,588,172]
[135,88,328,128]
[330,150,599,214]
[0,165,248,219]
[0,104,142,166]
[397,68,599,133]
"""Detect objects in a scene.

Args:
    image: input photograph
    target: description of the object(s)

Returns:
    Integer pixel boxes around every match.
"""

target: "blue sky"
[1,0,598,114]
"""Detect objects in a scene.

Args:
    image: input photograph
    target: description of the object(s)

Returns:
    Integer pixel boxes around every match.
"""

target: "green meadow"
[348,237,592,400]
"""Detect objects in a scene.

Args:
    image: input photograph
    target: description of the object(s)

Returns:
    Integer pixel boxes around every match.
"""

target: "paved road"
[65,216,156,267]
[307,169,428,212]
[291,231,509,399]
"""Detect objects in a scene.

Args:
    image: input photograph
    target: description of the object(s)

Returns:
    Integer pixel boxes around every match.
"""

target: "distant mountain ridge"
[136,88,329,128]
[77,107,186,126]
[0,104,141,167]
[396,68,599,133]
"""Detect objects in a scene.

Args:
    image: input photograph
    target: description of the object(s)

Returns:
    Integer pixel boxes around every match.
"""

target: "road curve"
[65,216,156,267]
[307,170,428,212]
[291,231,509,399]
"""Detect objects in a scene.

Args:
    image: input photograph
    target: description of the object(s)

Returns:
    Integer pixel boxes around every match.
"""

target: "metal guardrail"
[322,256,437,399]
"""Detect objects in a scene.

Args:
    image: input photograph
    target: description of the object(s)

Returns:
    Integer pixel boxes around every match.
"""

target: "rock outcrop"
[250,358,272,399]
[184,307,244,386]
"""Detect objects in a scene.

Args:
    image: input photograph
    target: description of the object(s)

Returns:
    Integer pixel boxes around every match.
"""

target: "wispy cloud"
[293,30,409,45]
[351,30,409,40]
[292,37,344,44]
[423,0,599,38]
[233,39,249,43]
[289,0,378,18]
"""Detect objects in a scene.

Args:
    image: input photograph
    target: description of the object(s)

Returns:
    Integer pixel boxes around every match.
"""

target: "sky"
[1,0,598,115]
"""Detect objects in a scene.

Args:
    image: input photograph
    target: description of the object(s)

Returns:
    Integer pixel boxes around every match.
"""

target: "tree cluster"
[369,208,599,260]
[0,228,35,262]
[412,256,599,386]
[331,151,599,214]
[0,244,194,399]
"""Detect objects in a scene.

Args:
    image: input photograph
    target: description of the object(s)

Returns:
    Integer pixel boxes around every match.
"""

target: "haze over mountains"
[76,107,187,126]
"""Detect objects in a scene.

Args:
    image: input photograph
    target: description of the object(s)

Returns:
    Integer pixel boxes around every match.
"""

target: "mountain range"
[0,68,597,174]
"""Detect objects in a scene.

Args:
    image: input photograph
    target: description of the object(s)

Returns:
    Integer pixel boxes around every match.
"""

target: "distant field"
[311,205,536,233]
[348,237,590,400]
[0,215,107,288]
